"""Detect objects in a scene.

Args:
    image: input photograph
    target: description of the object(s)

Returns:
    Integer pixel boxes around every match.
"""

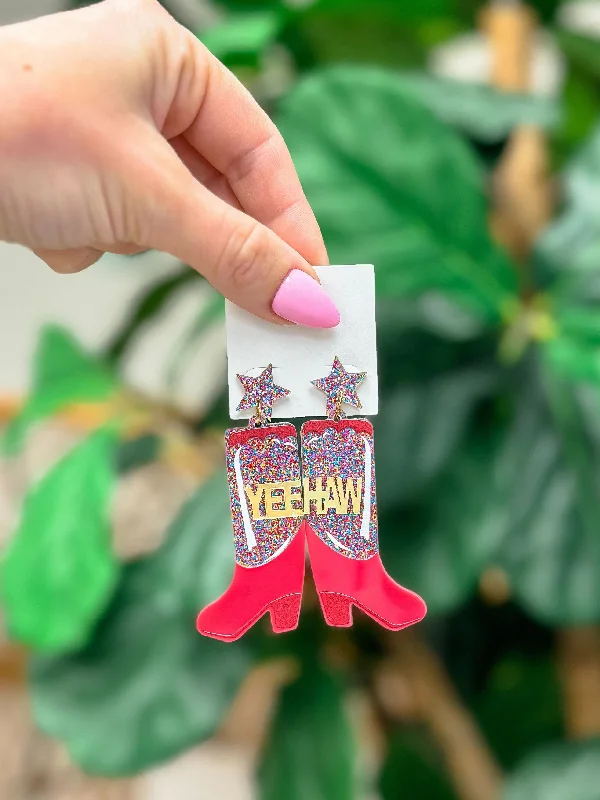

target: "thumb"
[137,135,340,329]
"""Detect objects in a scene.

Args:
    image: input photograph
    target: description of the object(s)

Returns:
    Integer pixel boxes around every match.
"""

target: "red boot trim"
[301,419,373,436]
[227,423,297,448]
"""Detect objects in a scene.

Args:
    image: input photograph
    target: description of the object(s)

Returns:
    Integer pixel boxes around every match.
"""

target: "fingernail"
[272,269,340,328]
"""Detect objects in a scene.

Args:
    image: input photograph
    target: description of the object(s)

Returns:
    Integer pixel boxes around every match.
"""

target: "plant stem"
[481,1,554,268]
[0,641,27,687]
[482,0,535,93]
[383,630,504,800]
[558,626,600,738]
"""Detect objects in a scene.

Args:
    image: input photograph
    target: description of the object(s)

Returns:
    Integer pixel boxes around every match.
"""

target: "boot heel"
[269,594,302,633]
[319,593,353,627]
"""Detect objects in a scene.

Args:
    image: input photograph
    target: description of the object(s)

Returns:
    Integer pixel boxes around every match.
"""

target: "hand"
[0,0,338,327]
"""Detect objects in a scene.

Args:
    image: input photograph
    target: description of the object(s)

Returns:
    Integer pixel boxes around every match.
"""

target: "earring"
[300,357,427,631]
[197,365,305,642]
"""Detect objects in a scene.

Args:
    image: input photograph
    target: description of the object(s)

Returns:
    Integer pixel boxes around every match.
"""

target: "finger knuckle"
[222,222,269,290]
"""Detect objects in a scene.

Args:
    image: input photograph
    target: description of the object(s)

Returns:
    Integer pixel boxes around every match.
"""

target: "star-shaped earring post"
[312,356,366,419]
[237,364,289,426]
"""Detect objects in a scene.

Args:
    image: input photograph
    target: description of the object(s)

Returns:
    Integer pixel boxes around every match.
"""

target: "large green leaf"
[258,663,356,800]
[504,739,600,800]
[377,294,487,344]
[2,428,119,653]
[483,366,600,625]
[395,73,560,141]
[277,67,518,325]
[30,471,252,776]
[402,359,600,624]
[376,309,496,387]
[376,366,496,508]
[4,326,118,454]
[535,125,600,302]
[380,429,502,616]
[534,126,600,386]
[375,308,499,515]
[381,349,600,624]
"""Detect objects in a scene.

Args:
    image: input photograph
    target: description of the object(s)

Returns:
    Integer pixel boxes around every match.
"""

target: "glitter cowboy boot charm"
[197,366,305,642]
[301,357,427,631]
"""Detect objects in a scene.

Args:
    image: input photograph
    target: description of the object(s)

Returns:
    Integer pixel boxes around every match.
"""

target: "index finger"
[182,41,328,266]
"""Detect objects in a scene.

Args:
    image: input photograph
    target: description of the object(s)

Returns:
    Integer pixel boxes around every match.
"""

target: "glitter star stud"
[312,356,366,419]
[236,364,290,426]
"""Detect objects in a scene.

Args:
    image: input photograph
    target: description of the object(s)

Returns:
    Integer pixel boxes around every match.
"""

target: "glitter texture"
[301,419,378,560]
[236,364,289,426]
[311,356,366,419]
[225,423,302,568]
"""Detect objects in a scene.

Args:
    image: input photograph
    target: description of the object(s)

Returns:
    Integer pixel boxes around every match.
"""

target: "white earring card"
[226,264,378,421]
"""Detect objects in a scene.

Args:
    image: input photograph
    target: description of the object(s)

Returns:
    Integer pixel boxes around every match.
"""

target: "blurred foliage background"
[5,0,600,798]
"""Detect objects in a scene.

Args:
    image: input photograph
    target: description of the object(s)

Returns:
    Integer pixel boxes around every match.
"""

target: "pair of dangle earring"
[196,358,427,642]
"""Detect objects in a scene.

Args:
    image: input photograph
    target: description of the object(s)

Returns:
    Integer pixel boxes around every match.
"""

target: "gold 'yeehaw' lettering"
[244,477,363,520]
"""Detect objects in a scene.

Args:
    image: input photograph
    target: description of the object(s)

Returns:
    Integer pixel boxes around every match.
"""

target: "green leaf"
[200,10,284,64]
[379,729,456,800]
[480,365,600,625]
[535,125,600,300]
[277,66,518,325]
[4,326,118,455]
[107,268,199,363]
[215,0,281,10]
[504,739,600,800]
[475,657,562,771]
[380,429,502,615]
[381,350,600,624]
[555,307,600,346]
[115,434,161,474]
[376,366,496,508]
[375,292,490,350]
[312,0,453,20]
[543,331,600,386]
[546,300,600,389]
[557,29,600,83]
[376,312,495,387]
[535,125,600,387]
[394,72,560,141]
[294,5,427,70]
[2,428,119,653]
[258,663,356,800]
[294,0,465,70]
[551,68,600,166]
[165,291,225,389]
[408,360,600,624]
[30,471,252,776]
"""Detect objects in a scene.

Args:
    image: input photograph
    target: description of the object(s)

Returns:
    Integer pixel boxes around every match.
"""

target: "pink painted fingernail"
[272,269,340,328]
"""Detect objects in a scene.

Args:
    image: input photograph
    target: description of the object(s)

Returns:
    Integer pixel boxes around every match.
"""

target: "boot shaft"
[225,423,303,567]
[300,419,378,560]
